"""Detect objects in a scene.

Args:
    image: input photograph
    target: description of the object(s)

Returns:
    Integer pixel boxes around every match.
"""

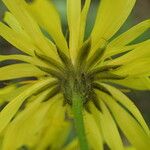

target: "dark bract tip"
[25,0,34,4]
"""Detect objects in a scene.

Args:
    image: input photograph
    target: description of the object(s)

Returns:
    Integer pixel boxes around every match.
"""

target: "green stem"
[72,93,89,150]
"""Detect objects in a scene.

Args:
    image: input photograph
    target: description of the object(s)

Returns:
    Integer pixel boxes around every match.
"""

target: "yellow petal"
[0,85,16,104]
[36,99,70,150]
[97,91,150,150]
[27,0,69,55]
[90,102,124,150]
[0,22,36,56]
[125,147,136,150]
[104,40,150,58]
[91,0,136,51]
[2,0,59,60]
[0,85,30,104]
[108,40,150,65]
[2,90,52,150]
[0,63,45,81]
[0,85,16,96]
[108,19,150,47]
[109,77,150,90]
[99,83,150,135]
[0,54,49,68]
[63,139,79,150]
[0,78,52,133]
[79,0,91,46]
[67,0,81,62]
[4,11,29,39]
[84,111,103,150]
[112,58,150,76]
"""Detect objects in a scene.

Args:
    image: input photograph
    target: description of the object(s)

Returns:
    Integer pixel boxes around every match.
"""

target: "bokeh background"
[0,0,150,125]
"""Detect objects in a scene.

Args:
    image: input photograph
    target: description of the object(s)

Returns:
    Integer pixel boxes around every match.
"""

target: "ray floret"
[0,0,150,150]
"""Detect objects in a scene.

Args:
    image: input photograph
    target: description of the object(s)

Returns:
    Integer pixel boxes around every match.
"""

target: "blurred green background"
[0,0,150,124]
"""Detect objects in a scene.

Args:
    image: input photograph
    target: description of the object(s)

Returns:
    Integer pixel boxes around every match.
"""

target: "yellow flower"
[0,0,150,150]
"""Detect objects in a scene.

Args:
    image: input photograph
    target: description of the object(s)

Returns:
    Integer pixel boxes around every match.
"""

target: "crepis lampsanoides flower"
[0,0,150,150]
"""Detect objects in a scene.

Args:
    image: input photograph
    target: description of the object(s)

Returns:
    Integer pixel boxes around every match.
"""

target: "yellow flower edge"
[0,0,150,150]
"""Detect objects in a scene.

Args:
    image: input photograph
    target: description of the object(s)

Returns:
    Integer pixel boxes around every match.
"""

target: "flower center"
[60,70,93,106]
[35,40,125,109]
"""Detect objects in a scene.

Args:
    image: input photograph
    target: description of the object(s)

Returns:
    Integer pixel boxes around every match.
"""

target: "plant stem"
[72,93,89,150]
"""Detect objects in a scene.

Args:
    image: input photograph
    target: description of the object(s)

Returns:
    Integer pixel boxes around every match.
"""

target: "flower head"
[0,0,150,150]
